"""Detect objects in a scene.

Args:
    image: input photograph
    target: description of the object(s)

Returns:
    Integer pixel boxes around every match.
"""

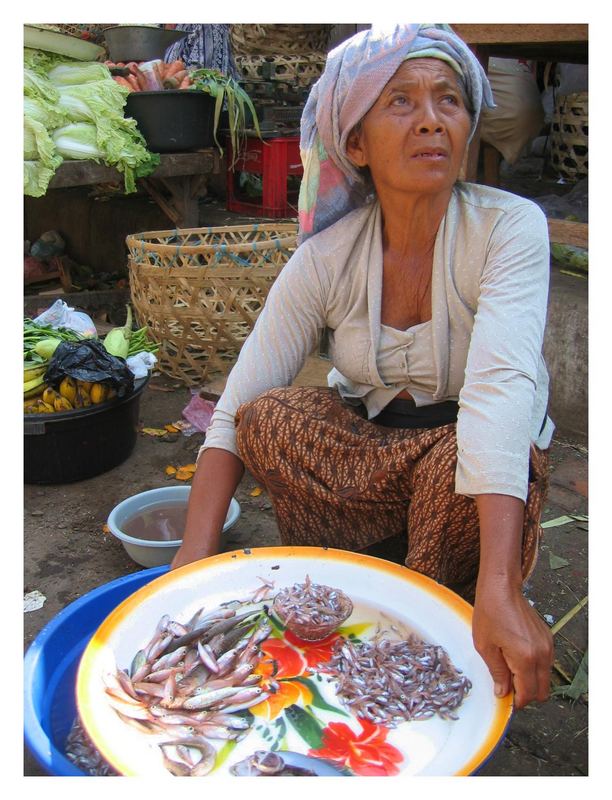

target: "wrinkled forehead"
[377,57,472,112]
[388,57,466,89]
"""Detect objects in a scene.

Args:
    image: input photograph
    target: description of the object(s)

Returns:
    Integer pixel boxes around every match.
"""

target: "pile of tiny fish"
[230,751,317,777]
[272,575,353,639]
[97,602,275,776]
[319,633,472,727]
[65,717,118,776]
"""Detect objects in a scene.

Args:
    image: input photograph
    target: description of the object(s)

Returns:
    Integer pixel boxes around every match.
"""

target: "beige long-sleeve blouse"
[200,182,554,502]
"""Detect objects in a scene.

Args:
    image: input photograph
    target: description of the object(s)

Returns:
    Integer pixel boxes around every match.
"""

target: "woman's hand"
[474,493,554,708]
[472,578,554,708]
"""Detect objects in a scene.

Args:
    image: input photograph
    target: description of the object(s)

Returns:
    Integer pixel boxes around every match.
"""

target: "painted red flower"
[283,629,343,669]
[250,637,312,720]
[308,718,404,776]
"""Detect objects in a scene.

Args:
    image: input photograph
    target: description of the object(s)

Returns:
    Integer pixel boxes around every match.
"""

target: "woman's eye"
[391,95,408,105]
[441,94,459,105]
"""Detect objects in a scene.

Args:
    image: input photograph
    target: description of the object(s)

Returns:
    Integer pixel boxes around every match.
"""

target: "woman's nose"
[415,101,445,134]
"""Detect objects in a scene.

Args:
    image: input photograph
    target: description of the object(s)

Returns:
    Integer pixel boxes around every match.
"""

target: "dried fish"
[230,751,317,777]
[320,632,472,727]
[272,575,353,641]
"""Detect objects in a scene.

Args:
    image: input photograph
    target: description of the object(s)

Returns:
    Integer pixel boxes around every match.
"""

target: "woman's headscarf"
[297,24,496,243]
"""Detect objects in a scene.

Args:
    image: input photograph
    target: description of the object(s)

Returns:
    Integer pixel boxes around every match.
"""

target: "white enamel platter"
[77,547,512,777]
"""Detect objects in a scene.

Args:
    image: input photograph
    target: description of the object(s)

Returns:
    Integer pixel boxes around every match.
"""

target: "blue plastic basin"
[24,565,168,776]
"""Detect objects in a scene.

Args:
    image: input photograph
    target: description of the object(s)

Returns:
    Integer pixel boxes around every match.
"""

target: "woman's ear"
[346,125,367,168]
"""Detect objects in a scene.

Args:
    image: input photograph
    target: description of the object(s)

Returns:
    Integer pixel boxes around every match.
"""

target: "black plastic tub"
[24,377,148,485]
[125,90,216,153]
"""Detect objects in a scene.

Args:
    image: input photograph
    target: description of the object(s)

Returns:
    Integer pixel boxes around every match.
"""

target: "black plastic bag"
[45,340,135,398]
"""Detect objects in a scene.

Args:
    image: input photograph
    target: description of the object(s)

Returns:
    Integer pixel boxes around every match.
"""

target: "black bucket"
[24,377,148,485]
[125,90,216,153]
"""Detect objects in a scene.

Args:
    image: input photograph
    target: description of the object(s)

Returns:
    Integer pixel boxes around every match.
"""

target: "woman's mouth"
[412,150,448,160]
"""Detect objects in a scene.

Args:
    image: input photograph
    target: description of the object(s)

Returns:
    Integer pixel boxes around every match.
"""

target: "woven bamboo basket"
[230,24,333,56]
[126,224,298,386]
[235,53,327,87]
[551,92,588,181]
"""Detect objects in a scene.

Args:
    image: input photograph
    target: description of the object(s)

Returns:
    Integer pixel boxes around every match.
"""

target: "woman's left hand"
[472,579,554,709]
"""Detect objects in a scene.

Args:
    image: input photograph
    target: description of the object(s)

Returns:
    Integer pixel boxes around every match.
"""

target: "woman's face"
[346,59,472,198]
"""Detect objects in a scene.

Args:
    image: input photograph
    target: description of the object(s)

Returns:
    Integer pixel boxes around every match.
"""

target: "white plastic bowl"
[107,486,241,567]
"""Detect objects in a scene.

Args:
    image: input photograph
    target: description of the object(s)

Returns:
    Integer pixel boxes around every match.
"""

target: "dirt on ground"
[23,365,588,777]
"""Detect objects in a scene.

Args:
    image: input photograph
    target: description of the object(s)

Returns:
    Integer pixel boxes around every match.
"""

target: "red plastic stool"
[226,135,302,218]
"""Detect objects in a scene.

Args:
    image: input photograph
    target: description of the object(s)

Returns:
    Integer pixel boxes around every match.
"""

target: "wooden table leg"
[140,175,208,229]
[483,143,502,186]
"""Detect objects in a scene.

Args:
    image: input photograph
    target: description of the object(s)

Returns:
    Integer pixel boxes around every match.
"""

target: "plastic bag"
[126,351,157,379]
[34,299,97,338]
[137,60,164,91]
[182,390,216,433]
[45,340,134,398]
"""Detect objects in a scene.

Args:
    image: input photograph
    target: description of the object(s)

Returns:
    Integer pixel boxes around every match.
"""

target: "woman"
[163,24,238,78]
[172,24,555,710]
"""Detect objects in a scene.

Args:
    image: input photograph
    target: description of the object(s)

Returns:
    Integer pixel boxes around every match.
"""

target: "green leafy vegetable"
[47,62,112,86]
[52,120,159,193]
[23,95,65,196]
[551,242,588,271]
[189,68,262,167]
[24,158,62,198]
[52,122,104,160]
[23,49,159,197]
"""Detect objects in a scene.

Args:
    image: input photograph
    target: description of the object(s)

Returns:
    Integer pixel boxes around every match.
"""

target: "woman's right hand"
[170,537,219,570]
[170,447,244,570]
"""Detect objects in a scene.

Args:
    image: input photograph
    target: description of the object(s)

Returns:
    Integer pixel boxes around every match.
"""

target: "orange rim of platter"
[77,546,513,777]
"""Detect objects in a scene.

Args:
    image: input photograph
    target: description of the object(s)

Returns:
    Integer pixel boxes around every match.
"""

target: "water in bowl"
[121,503,187,542]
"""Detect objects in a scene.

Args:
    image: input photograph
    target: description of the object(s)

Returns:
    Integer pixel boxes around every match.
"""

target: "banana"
[24,375,46,399]
[42,387,60,406]
[90,383,108,404]
[75,387,91,408]
[53,395,73,412]
[59,376,77,405]
[24,363,47,383]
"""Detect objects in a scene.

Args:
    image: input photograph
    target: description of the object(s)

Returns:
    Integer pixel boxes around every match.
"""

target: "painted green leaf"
[293,676,349,716]
[212,739,238,772]
[284,704,325,749]
[266,611,286,637]
[337,622,372,640]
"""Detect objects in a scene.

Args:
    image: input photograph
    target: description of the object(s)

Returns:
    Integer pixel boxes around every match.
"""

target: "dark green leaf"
[284,704,325,749]
[213,89,224,153]
[266,611,286,635]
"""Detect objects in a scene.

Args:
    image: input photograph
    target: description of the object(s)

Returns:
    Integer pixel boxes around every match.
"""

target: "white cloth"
[201,182,554,502]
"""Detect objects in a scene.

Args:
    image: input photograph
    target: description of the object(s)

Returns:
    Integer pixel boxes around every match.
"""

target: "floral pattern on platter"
[246,618,405,776]
[309,718,404,776]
